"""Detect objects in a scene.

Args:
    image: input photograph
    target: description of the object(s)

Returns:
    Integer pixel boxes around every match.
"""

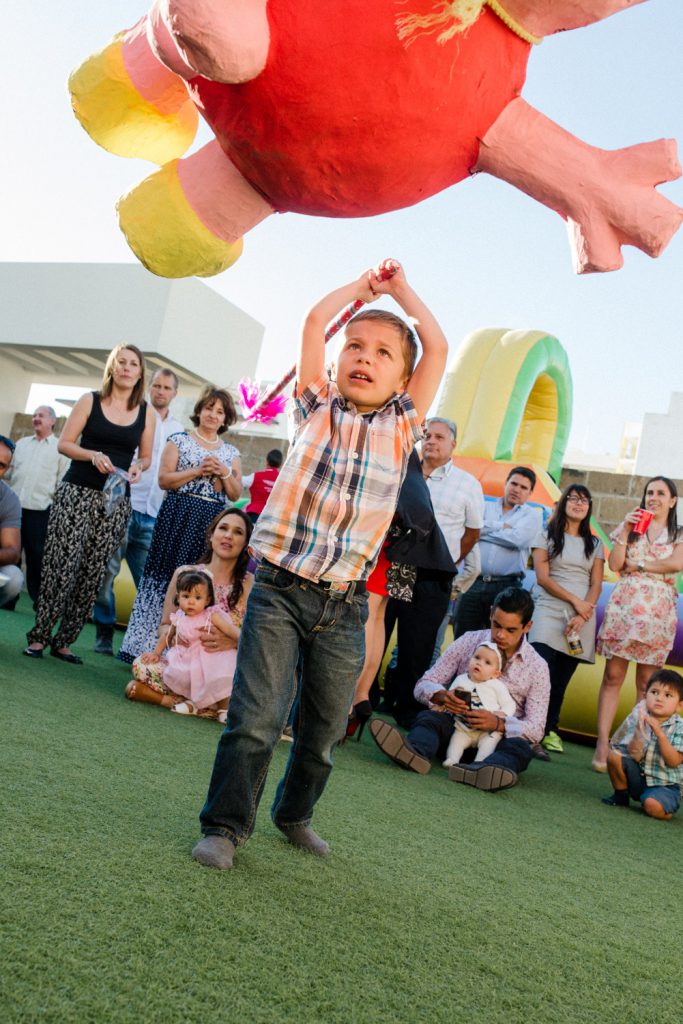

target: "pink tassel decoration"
[239,378,287,424]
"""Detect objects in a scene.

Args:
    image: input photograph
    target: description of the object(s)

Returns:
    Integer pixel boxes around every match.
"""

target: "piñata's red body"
[191,3,529,216]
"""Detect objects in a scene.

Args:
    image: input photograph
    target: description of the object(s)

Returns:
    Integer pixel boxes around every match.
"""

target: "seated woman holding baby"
[124,507,253,721]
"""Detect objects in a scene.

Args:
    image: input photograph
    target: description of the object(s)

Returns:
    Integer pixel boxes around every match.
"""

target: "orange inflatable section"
[452,456,558,505]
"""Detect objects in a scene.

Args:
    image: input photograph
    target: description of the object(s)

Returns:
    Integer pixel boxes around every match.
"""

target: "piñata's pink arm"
[501,0,649,38]
[475,97,682,273]
[150,0,269,84]
[176,140,274,243]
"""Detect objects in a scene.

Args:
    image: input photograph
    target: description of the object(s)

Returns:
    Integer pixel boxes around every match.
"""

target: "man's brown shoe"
[448,764,517,792]
[369,719,431,774]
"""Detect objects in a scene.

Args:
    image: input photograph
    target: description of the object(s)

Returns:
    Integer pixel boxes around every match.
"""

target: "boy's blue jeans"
[200,562,368,844]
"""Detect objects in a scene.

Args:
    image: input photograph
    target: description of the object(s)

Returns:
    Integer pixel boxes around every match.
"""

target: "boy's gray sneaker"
[276,824,330,856]
[192,835,236,869]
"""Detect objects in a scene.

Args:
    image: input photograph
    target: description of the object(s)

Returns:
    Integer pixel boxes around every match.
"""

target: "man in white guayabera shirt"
[6,407,69,607]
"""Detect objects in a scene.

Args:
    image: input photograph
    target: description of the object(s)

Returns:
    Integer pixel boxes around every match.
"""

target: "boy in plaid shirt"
[603,669,683,820]
[193,262,448,869]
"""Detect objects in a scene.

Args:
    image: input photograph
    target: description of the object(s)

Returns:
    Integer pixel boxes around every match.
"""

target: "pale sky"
[3,1,682,457]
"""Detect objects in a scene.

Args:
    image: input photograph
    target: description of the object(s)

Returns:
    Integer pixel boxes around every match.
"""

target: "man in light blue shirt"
[454,465,542,637]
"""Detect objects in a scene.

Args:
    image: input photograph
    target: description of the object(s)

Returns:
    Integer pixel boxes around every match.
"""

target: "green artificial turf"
[1,596,680,1024]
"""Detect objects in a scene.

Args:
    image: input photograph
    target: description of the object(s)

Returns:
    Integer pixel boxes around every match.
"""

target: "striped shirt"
[251,372,422,583]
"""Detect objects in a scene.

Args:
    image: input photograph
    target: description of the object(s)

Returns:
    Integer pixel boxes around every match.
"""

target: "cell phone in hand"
[452,688,472,708]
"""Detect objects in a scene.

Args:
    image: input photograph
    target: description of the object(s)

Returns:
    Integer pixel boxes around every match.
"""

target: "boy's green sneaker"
[542,731,564,753]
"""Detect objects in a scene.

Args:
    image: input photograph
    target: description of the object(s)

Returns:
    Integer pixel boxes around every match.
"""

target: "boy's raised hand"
[299,269,383,391]
[642,711,662,734]
[353,269,381,304]
[368,260,406,297]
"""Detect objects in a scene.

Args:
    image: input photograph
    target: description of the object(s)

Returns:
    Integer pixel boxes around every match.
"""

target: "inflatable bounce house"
[437,327,683,741]
[69,0,681,278]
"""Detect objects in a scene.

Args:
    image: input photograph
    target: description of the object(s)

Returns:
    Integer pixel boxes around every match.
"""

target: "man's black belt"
[479,573,524,583]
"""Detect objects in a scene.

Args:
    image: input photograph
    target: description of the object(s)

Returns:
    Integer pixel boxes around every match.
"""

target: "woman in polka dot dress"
[119,385,241,663]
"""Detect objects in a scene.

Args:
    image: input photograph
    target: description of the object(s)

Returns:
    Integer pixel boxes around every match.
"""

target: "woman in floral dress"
[593,476,683,770]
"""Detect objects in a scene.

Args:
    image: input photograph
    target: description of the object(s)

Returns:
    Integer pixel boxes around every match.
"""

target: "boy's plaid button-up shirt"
[251,372,422,584]
[643,712,683,787]
[616,702,683,787]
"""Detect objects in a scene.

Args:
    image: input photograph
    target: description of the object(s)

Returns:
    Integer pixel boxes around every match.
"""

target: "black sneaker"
[601,793,629,807]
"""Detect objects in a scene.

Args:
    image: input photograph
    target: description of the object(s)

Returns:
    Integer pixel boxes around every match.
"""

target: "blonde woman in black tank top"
[24,345,156,663]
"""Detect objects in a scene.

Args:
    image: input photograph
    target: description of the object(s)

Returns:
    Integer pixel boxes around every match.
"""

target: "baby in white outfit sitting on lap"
[442,642,516,767]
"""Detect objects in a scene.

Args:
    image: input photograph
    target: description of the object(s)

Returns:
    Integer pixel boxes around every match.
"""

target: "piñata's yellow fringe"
[395,0,542,48]
[396,1,484,46]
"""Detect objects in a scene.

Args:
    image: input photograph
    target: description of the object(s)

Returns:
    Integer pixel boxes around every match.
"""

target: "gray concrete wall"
[559,467,683,538]
[236,434,289,481]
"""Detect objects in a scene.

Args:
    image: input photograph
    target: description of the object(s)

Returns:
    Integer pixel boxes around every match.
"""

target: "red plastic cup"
[632,509,654,535]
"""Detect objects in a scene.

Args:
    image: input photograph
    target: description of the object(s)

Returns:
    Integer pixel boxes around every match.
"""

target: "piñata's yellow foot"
[117,161,243,278]
[68,27,198,166]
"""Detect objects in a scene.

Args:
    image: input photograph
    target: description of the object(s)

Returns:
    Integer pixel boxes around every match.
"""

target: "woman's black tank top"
[63,392,147,491]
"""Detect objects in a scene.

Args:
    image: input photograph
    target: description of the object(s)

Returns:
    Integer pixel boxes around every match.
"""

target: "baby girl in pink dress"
[138,569,238,723]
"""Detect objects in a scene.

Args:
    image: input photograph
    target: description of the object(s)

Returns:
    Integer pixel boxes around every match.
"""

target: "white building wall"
[0,263,170,351]
[0,351,36,435]
[634,393,683,478]
[159,280,261,388]
[0,262,264,435]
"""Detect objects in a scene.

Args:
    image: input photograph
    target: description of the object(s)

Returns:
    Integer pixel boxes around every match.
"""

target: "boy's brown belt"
[260,559,367,600]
